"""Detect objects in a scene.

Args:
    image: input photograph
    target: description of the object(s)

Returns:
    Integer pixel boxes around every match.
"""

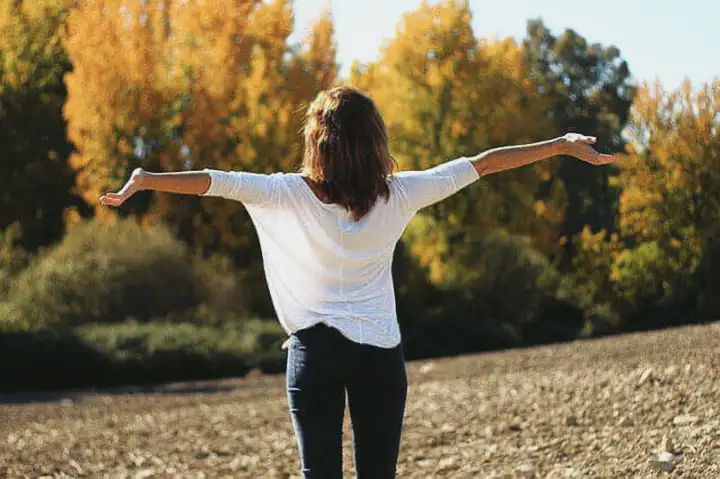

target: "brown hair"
[301,86,396,221]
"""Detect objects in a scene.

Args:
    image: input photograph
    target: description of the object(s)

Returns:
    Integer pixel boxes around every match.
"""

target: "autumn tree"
[63,0,337,315]
[64,0,336,227]
[523,19,636,251]
[350,0,563,285]
[0,0,85,250]
[612,80,720,317]
[64,0,180,219]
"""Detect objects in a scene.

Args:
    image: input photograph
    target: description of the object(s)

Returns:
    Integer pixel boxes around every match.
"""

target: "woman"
[101,86,614,478]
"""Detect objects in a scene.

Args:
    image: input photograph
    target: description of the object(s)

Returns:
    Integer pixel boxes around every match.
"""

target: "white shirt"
[201,158,480,348]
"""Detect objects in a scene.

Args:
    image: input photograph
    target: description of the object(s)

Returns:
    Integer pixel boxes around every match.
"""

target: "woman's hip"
[286,322,406,385]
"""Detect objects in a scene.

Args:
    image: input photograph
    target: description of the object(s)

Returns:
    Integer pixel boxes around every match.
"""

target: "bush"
[397,228,586,359]
[0,319,287,393]
[0,223,28,296]
[2,219,253,330]
[78,319,287,379]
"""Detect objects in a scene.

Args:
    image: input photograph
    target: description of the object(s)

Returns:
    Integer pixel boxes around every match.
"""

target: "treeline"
[1,0,719,392]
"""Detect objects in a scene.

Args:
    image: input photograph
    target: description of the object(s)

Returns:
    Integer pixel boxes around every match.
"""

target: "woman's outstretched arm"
[470,133,616,177]
[100,168,210,207]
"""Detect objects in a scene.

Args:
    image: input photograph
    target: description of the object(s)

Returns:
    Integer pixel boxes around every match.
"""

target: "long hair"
[301,86,396,221]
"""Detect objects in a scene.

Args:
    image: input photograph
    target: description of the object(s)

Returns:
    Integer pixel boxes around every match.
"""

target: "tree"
[613,79,720,312]
[523,19,636,250]
[63,0,338,315]
[63,0,179,220]
[63,0,337,243]
[0,0,85,250]
[350,0,563,283]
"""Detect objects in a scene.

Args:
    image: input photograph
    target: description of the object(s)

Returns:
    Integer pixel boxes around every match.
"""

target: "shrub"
[77,319,287,380]
[398,228,586,358]
[0,223,28,296]
[0,319,287,393]
[2,219,234,330]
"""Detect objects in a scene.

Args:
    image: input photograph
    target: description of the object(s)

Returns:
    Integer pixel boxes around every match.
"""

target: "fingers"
[584,153,616,165]
[564,133,596,144]
[100,193,125,207]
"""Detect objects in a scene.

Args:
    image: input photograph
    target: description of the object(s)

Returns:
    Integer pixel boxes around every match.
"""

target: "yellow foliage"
[571,226,623,306]
[350,0,563,282]
[63,0,337,256]
[611,78,720,301]
[617,79,720,244]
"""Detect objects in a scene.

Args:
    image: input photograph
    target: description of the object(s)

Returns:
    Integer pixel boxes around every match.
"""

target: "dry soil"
[2,322,719,478]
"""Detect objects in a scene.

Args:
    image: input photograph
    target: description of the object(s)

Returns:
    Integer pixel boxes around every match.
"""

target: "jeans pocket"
[287,335,307,387]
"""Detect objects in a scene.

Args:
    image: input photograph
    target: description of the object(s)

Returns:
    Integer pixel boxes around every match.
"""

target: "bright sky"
[290,0,719,90]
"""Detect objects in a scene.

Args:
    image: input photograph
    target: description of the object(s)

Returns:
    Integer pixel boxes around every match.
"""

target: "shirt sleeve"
[199,169,282,207]
[394,157,480,212]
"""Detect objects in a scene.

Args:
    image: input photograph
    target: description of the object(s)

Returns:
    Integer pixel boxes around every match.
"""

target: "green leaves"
[523,18,636,240]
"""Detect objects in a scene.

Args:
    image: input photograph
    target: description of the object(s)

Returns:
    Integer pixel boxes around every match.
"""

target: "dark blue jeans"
[286,323,408,478]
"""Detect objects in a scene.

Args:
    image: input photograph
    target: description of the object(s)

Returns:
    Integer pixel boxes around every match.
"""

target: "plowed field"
[2,323,719,478]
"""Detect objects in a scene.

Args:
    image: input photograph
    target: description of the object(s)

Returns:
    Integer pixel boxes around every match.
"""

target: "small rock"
[547,467,580,479]
[69,459,83,475]
[508,420,523,432]
[673,414,699,425]
[560,467,580,478]
[440,423,455,433]
[227,456,243,472]
[516,464,536,478]
[419,362,437,374]
[661,434,676,453]
[650,451,677,472]
[617,416,633,427]
[134,469,156,479]
[435,456,459,472]
[565,415,579,426]
[638,367,653,385]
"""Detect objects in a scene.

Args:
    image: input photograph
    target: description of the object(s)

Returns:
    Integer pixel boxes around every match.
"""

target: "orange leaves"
[62,0,338,257]
[64,0,169,205]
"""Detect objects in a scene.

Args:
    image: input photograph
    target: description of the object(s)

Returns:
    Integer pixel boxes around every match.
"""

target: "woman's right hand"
[100,167,147,207]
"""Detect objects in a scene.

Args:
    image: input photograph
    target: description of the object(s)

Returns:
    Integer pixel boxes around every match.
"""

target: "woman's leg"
[286,327,346,479]
[346,343,408,479]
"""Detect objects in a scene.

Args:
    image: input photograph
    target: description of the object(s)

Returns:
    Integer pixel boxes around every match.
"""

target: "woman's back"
[98,82,615,478]
[201,157,479,347]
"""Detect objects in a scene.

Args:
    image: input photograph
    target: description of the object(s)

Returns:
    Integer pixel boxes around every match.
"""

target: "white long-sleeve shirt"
[201,158,480,348]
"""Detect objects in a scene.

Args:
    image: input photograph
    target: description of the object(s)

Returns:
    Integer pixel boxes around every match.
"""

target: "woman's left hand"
[558,133,616,165]
[100,167,147,207]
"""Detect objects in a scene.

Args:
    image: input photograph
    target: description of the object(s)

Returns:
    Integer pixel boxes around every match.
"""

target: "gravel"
[2,322,719,478]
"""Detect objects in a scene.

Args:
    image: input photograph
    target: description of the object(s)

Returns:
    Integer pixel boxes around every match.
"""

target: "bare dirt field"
[2,322,719,478]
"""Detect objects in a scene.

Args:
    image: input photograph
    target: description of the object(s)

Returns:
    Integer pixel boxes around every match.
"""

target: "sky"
[290,0,720,91]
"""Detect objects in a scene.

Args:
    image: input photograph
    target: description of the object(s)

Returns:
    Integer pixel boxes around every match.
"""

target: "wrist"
[134,168,150,190]
[552,137,566,156]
